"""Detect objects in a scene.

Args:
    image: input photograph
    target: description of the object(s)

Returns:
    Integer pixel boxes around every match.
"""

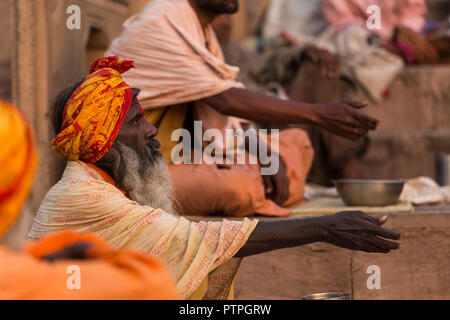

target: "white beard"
[115,142,175,214]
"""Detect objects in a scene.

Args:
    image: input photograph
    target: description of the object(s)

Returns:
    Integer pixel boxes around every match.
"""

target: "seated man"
[0,100,178,299]
[105,0,378,217]
[29,56,400,300]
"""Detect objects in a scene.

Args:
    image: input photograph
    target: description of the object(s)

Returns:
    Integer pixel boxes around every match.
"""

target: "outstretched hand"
[315,100,379,140]
[321,211,400,253]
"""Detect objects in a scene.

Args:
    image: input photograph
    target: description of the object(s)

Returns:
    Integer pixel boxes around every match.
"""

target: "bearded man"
[0,100,178,300]
[29,56,400,300]
[105,0,379,218]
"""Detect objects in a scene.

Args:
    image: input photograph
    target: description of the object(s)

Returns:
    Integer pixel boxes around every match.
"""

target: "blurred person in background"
[106,0,378,216]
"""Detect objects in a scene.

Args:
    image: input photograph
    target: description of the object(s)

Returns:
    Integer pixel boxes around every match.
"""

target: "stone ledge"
[230,205,450,300]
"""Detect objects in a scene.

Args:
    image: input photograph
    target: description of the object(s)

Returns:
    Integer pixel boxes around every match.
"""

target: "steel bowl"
[333,179,405,207]
[301,292,350,300]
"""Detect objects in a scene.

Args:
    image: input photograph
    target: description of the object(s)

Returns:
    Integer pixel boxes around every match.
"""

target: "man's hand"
[314,100,379,140]
[41,242,93,262]
[321,211,400,253]
[235,210,400,258]
[261,156,290,206]
[205,90,379,140]
[301,46,340,79]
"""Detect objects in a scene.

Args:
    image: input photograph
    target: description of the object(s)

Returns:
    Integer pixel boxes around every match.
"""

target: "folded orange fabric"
[51,56,134,163]
[0,100,38,237]
[2,236,180,299]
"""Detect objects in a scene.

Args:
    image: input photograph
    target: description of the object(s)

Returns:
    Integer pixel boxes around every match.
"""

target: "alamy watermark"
[171,121,280,176]
[366,265,381,290]
[66,265,81,290]
[366,5,382,31]
[66,5,81,30]
[66,4,383,32]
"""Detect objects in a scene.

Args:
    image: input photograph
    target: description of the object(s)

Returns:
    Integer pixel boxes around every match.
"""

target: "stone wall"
[357,66,450,181]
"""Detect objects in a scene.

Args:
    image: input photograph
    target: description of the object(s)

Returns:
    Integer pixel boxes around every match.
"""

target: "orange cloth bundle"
[51,56,135,163]
[2,230,180,300]
[0,100,38,237]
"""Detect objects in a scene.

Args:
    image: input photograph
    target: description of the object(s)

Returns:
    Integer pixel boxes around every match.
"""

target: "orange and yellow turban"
[0,100,38,237]
[51,56,135,163]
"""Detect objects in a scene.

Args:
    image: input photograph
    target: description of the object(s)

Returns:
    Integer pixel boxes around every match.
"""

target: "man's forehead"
[124,89,143,119]
[127,99,144,119]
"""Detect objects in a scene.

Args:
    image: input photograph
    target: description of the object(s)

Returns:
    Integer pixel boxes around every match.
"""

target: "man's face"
[194,0,239,15]
[95,90,173,213]
[117,94,159,152]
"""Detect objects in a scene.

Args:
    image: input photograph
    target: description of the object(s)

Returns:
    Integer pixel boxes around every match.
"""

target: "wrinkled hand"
[315,100,379,140]
[302,46,340,79]
[321,211,400,253]
[261,156,290,206]
[41,242,93,262]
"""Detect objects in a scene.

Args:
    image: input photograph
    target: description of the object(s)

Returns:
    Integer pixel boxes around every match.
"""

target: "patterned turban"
[51,56,135,163]
[0,100,38,237]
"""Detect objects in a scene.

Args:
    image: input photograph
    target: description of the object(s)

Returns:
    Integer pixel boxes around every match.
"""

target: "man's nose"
[145,122,158,139]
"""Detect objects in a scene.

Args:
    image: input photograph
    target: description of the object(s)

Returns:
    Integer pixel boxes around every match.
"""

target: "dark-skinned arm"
[203,88,379,141]
[235,211,400,258]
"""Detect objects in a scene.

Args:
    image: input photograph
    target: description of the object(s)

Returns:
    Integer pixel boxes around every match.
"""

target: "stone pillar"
[7,0,53,250]
[10,0,87,211]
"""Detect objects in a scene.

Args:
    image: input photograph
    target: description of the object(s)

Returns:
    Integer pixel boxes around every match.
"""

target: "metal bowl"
[302,292,350,300]
[333,179,405,207]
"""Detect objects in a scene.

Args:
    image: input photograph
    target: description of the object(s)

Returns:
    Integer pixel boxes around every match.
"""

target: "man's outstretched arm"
[235,211,400,258]
[203,88,379,141]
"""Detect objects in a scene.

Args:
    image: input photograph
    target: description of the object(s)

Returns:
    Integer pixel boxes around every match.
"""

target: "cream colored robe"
[28,161,258,300]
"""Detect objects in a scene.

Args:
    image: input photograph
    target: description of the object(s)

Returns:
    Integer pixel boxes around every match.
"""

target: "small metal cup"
[436,154,450,186]
[301,292,350,300]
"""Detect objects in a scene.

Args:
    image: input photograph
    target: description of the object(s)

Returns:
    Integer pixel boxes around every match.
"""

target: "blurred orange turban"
[0,100,38,237]
[51,56,135,163]
[25,231,112,259]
